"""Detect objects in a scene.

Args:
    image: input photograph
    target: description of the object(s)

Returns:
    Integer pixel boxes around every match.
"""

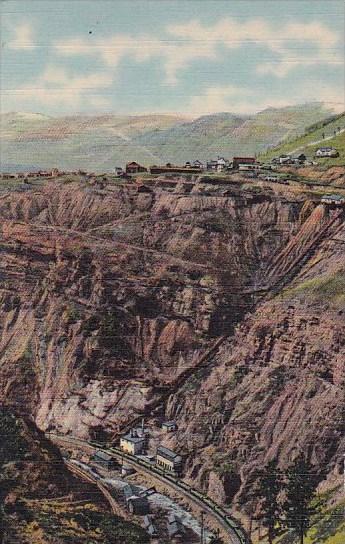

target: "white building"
[120,429,146,455]
[315,147,339,158]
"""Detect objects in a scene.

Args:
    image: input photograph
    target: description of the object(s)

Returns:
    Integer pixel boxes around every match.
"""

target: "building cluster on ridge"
[121,145,339,176]
[0,143,340,181]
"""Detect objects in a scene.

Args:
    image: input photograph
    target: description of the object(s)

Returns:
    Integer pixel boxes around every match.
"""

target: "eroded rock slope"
[0,179,343,515]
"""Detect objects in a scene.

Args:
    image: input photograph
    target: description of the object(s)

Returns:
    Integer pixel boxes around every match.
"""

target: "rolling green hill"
[0,103,337,171]
[260,112,345,166]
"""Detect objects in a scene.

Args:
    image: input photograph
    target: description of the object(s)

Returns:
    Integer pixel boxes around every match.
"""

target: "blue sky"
[1,0,344,116]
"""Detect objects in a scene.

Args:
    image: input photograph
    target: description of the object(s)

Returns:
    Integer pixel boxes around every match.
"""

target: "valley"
[0,170,344,543]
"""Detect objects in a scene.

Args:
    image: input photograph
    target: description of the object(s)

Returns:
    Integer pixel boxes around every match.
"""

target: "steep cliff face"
[164,213,345,509]
[0,181,303,438]
[0,179,343,524]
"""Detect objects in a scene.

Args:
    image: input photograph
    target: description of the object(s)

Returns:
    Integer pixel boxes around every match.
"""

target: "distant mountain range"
[0,102,338,172]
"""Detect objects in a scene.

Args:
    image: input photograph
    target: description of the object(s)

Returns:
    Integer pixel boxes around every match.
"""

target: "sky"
[1,0,345,117]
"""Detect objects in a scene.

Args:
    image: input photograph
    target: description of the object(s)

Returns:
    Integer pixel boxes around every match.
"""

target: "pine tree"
[209,537,224,544]
[256,460,283,544]
[283,454,319,544]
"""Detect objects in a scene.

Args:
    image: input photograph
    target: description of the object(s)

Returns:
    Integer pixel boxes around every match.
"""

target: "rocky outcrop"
[165,215,345,508]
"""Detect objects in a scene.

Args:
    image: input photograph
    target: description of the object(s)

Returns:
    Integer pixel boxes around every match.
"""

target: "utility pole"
[200,510,205,544]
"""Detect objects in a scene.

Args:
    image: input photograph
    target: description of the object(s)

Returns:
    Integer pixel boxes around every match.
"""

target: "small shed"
[121,464,136,477]
[123,484,149,515]
[162,420,177,433]
[126,161,147,174]
[93,450,116,471]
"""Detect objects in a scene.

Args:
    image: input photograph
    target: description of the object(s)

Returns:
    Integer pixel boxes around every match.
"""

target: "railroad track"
[49,433,249,544]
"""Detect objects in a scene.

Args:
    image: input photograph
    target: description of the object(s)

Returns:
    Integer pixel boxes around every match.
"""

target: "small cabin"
[93,450,116,471]
[156,446,182,474]
[232,156,256,169]
[123,484,149,515]
[193,160,205,169]
[315,147,339,158]
[126,161,147,174]
[162,420,177,433]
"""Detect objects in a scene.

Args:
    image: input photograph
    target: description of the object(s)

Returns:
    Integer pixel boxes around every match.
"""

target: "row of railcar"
[67,438,248,544]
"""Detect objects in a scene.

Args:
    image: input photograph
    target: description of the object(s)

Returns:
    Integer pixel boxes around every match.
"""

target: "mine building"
[120,427,148,455]
[161,420,178,433]
[123,484,149,515]
[321,194,345,206]
[232,156,256,169]
[156,446,182,474]
[93,450,117,471]
[126,161,148,174]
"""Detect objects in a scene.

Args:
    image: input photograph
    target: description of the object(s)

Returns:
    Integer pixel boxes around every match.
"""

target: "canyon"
[0,177,344,535]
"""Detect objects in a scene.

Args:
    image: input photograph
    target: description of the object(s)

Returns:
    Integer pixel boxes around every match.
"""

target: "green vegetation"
[32,507,149,544]
[249,455,321,544]
[260,113,345,167]
[256,461,284,544]
[282,270,345,307]
[0,412,149,544]
[283,455,319,544]
[0,410,29,467]
[274,490,345,544]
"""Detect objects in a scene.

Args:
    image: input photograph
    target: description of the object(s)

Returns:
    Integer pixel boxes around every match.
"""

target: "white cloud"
[11,65,114,109]
[53,17,341,85]
[54,32,216,85]
[8,22,35,50]
[169,18,342,78]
